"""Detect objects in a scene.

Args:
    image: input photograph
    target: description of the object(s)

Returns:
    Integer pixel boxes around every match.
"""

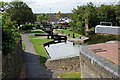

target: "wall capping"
[80,45,120,78]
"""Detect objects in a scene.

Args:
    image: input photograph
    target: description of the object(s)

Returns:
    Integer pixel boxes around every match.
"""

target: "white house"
[57,17,71,28]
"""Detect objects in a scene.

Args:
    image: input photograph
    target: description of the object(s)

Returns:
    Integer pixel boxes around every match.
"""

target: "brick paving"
[88,42,120,65]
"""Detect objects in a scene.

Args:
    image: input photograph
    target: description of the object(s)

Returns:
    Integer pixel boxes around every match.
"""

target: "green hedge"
[86,34,120,44]
[21,24,35,30]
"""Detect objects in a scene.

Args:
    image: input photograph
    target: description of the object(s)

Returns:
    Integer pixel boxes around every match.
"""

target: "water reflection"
[45,41,81,59]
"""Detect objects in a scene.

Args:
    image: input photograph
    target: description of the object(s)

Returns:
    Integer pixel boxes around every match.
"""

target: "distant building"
[34,13,72,29]
[57,17,71,29]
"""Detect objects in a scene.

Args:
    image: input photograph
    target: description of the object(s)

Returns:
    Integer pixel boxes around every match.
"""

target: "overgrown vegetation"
[1,1,35,54]
[85,34,120,44]
[2,13,21,54]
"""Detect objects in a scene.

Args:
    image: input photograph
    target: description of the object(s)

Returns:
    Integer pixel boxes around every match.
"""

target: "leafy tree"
[2,2,21,54]
[116,4,120,26]
[97,5,117,26]
[70,2,120,35]
[70,2,97,34]
[85,2,98,28]
[55,11,62,20]
[36,14,48,24]
[5,1,35,26]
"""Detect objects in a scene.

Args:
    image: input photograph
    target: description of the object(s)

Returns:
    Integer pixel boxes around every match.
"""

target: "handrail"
[100,22,112,26]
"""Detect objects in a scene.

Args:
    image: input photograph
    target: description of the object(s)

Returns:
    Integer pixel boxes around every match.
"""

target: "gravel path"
[22,33,52,79]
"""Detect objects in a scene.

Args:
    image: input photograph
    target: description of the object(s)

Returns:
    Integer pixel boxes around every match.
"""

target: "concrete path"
[22,33,52,79]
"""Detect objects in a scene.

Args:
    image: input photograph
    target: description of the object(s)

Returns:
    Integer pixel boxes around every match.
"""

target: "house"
[57,17,71,29]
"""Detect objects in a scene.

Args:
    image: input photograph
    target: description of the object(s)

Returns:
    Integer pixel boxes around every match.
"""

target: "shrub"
[20,24,35,30]
[86,34,120,44]
[2,26,21,54]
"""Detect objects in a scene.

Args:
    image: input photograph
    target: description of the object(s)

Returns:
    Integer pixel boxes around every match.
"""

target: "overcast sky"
[0,0,119,13]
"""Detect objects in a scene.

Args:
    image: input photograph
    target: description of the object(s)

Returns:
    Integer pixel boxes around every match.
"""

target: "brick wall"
[2,40,23,79]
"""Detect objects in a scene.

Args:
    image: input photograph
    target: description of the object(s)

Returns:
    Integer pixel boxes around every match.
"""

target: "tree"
[97,5,117,26]
[2,2,21,54]
[70,2,98,35]
[116,4,120,26]
[85,2,98,28]
[36,14,48,24]
[55,11,62,20]
[5,1,35,26]
[70,2,120,36]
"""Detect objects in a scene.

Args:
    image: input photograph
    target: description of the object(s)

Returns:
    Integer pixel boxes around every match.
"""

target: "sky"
[0,0,120,13]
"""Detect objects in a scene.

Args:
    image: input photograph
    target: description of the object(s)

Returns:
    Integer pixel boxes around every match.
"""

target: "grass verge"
[58,72,81,80]
[29,37,52,63]
[56,29,81,38]
[28,29,52,63]
[28,29,46,35]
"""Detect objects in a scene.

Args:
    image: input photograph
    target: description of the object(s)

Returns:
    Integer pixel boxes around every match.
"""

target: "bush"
[36,24,40,29]
[86,34,120,44]
[2,26,21,54]
[88,27,95,34]
[20,24,35,30]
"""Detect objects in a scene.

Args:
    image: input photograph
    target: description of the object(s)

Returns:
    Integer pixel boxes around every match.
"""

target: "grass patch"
[56,29,81,38]
[29,36,52,63]
[28,35,36,38]
[28,29,46,35]
[22,43,25,50]
[28,29,51,63]
[59,72,81,80]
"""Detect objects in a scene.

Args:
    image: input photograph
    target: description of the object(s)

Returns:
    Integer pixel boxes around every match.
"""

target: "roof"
[88,41,120,65]
[57,18,71,24]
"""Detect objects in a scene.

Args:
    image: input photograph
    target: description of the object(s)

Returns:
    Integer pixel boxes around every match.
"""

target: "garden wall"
[45,56,80,72]
[2,40,23,79]
[80,46,120,78]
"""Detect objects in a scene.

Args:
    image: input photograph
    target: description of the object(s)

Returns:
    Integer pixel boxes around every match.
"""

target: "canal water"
[45,41,81,59]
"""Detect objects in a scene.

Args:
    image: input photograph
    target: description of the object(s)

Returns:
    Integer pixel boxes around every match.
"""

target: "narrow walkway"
[22,33,52,79]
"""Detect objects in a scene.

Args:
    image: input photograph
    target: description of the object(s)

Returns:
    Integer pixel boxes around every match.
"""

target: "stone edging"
[80,45,120,78]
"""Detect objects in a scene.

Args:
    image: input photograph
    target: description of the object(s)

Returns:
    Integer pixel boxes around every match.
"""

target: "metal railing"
[100,22,112,26]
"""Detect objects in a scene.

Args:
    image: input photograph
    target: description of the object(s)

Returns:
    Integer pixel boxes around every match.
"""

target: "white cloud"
[0,0,119,13]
